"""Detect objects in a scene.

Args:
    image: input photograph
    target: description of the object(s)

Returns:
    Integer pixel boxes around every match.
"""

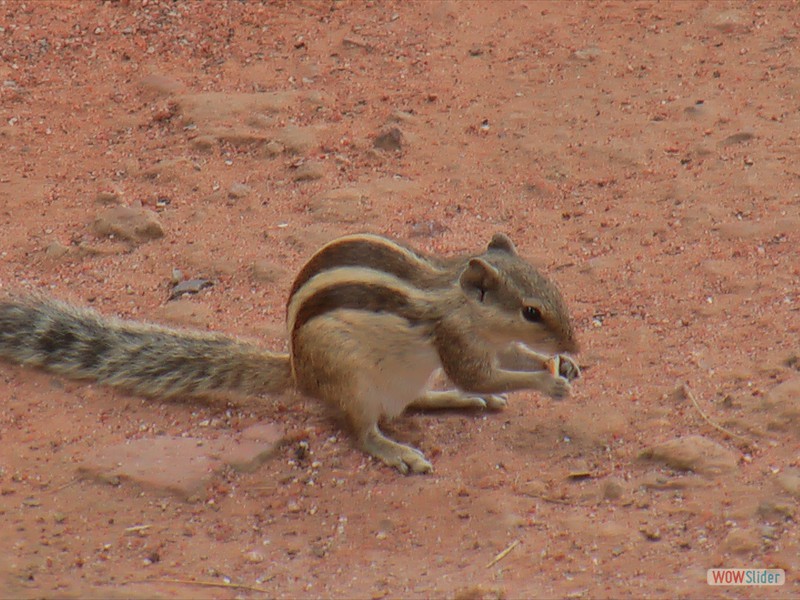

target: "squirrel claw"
[480,394,508,410]
[557,355,581,382]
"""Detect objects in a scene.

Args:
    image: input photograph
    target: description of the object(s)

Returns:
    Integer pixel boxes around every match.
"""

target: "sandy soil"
[1,1,798,598]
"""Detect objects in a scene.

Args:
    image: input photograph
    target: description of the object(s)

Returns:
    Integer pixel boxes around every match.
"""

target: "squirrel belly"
[0,297,292,399]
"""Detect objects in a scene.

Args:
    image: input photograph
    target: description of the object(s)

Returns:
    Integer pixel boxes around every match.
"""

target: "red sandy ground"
[0,1,798,598]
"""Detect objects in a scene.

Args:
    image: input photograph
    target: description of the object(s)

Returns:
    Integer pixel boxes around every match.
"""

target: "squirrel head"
[458,234,579,354]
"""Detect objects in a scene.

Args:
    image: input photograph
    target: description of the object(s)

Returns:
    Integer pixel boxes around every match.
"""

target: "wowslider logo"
[707,569,785,586]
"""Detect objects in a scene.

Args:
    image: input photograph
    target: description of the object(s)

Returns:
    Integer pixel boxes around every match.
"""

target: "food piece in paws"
[544,356,561,377]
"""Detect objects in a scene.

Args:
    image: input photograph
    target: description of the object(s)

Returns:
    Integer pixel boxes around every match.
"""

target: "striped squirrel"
[0,233,579,474]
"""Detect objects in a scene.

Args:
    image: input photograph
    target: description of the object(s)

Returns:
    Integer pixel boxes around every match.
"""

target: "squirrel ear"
[460,258,501,301]
[487,233,517,255]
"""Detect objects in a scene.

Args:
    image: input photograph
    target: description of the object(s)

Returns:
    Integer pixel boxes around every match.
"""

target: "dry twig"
[684,385,751,444]
[129,578,271,593]
[486,539,520,568]
[123,524,152,534]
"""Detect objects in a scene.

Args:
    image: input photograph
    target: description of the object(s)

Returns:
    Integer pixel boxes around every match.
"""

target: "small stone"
[502,512,526,529]
[572,46,601,61]
[373,127,403,151]
[514,478,548,498]
[264,140,284,156]
[409,220,447,238]
[76,241,129,256]
[174,91,297,128]
[777,470,800,498]
[292,161,324,182]
[639,471,707,490]
[153,300,214,328]
[244,550,265,563]
[246,113,274,129]
[241,423,285,445]
[453,586,504,600]
[44,241,70,260]
[683,100,710,119]
[277,125,316,154]
[757,499,795,521]
[560,409,629,449]
[709,9,750,34]
[719,132,755,146]
[228,182,252,199]
[595,522,631,544]
[307,187,370,224]
[139,73,182,97]
[303,90,326,107]
[191,135,217,152]
[342,35,371,51]
[639,435,738,476]
[183,248,237,277]
[566,460,592,480]
[602,477,627,501]
[92,206,164,243]
[251,260,287,284]
[211,128,269,148]
[138,157,198,182]
[721,528,760,554]
[761,378,800,433]
[760,524,778,540]
[310,541,329,558]
[700,259,756,293]
[169,278,213,300]
[783,354,800,370]
[389,110,419,125]
[95,191,121,205]
[640,526,661,541]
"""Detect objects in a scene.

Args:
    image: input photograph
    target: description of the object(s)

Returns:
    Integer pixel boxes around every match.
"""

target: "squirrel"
[0,233,579,474]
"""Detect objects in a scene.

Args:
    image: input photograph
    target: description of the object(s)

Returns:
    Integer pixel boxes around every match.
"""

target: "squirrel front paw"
[544,373,572,399]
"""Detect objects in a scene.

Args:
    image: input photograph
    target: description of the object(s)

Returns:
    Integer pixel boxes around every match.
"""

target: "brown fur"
[0,296,292,399]
[288,233,451,299]
[0,233,579,474]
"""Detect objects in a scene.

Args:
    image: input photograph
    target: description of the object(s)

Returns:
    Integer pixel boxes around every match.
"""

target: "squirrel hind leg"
[292,342,432,474]
[292,315,438,474]
[339,389,432,474]
[297,364,433,474]
[302,371,434,474]
[409,389,508,411]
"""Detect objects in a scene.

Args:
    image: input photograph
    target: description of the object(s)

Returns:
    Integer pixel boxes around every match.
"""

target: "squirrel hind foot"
[360,425,432,475]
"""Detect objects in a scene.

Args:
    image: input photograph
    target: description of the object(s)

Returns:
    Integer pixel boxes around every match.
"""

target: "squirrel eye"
[522,306,543,323]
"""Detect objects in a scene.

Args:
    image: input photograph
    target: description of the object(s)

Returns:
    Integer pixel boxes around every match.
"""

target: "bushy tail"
[0,296,292,399]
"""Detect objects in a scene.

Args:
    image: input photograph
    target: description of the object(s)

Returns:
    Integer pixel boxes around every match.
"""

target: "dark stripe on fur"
[288,237,447,300]
[292,281,427,334]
